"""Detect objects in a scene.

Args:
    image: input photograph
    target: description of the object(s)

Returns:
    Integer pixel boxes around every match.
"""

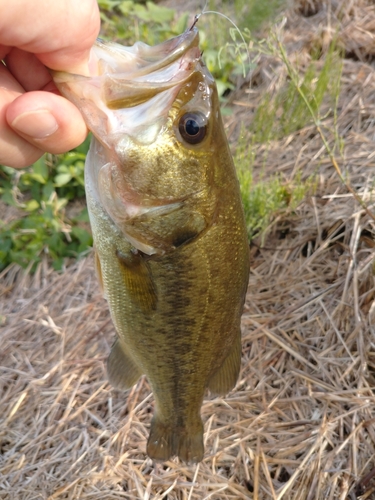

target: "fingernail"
[11,110,59,139]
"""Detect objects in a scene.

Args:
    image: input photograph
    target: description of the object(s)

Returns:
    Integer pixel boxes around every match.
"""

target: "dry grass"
[2,0,375,498]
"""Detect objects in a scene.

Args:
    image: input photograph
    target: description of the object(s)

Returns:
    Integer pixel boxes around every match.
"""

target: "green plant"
[99,0,285,98]
[252,40,342,143]
[0,138,92,272]
[98,0,188,46]
[230,0,286,33]
[233,30,344,240]
[234,132,313,241]
[197,0,286,96]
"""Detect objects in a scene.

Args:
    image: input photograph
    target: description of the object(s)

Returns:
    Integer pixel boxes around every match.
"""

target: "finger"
[0,63,44,168]
[0,44,11,60]
[0,0,100,75]
[7,91,88,157]
[5,48,52,91]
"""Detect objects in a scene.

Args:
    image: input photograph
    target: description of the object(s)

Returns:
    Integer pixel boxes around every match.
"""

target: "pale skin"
[0,0,101,168]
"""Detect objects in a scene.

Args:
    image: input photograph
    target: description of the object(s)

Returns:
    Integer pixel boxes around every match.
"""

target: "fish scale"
[53,26,249,463]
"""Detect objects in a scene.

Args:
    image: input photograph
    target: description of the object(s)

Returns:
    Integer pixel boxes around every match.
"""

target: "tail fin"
[147,416,204,463]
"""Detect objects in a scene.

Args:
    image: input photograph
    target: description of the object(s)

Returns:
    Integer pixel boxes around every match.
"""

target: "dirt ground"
[2,1,375,499]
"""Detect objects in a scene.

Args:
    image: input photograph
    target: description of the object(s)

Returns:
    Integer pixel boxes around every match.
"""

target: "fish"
[52,25,250,463]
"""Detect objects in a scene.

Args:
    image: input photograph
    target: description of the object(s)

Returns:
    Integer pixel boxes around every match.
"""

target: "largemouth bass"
[53,26,249,463]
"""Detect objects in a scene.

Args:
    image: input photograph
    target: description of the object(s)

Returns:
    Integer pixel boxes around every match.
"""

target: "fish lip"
[101,28,201,108]
[52,28,201,110]
[106,27,200,80]
[52,27,200,84]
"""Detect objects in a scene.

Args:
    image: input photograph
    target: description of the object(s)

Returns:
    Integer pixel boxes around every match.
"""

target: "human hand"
[0,0,100,168]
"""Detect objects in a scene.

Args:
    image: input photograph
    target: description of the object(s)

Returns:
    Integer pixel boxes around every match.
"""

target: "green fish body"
[53,27,249,463]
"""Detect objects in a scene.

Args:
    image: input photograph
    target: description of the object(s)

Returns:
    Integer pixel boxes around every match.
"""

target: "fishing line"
[190,3,251,78]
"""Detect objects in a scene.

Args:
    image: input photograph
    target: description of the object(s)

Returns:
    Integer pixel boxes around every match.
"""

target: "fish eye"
[178,112,207,145]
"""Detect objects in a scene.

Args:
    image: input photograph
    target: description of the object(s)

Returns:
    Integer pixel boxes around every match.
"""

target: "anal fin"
[207,333,242,396]
[107,339,142,390]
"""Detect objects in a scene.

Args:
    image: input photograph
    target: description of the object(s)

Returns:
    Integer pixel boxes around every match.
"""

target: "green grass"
[0,139,92,272]
[251,40,342,143]
[234,132,316,242]
[232,31,343,241]
[230,0,286,33]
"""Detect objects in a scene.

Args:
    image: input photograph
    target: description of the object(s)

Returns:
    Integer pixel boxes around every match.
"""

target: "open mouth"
[51,28,203,140]
[52,28,201,107]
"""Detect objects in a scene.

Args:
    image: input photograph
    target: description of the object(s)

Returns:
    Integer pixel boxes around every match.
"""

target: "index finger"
[0,0,100,75]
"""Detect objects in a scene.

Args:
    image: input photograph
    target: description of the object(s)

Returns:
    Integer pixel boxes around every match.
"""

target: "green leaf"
[146,2,175,23]
[175,13,189,34]
[56,164,69,173]
[55,197,68,212]
[118,0,135,15]
[216,80,229,97]
[73,207,91,222]
[71,226,93,246]
[0,165,16,176]
[1,188,15,206]
[29,173,47,184]
[52,257,64,271]
[32,157,49,181]
[75,135,91,154]
[98,0,122,9]
[133,4,150,22]
[42,181,55,200]
[25,200,40,212]
[54,172,72,187]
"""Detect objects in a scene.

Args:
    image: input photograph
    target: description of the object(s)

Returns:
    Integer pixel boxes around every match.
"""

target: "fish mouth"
[52,27,202,145]
[52,27,201,110]
[96,27,201,109]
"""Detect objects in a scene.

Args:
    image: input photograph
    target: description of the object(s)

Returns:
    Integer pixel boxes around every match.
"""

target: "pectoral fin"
[116,250,157,312]
[207,333,242,396]
[107,339,142,390]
